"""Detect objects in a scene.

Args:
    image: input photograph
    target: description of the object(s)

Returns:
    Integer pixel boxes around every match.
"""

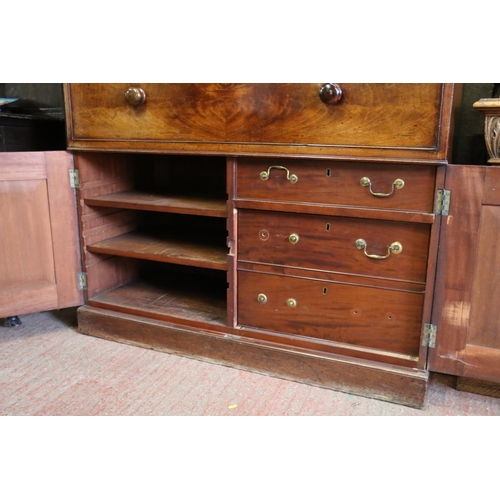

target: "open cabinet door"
[0,151,83,319]
[429,164,500,385]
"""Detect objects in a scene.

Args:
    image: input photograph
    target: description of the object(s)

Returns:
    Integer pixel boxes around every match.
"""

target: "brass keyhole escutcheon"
[286,298,297,308]
[257,293,268,304]
[289,233,299,244]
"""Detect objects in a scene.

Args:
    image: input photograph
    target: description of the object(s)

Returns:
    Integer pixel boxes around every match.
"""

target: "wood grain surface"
[238,210,431,284]
[65,83,457,161]
[237,270,424,357]
[236,158,437,212]
[0,152,83,316]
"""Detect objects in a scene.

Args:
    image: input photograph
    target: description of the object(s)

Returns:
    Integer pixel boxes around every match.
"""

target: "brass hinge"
[422,323,437,348]
[77,272,87,290]
[435,189,451,216]
[69,168,80,189]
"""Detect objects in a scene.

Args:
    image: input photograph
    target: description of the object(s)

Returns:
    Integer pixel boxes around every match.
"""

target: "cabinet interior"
[76,152,229,328]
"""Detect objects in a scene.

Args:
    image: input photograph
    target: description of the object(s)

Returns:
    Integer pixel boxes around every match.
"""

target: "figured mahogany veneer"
[65,83,456,162]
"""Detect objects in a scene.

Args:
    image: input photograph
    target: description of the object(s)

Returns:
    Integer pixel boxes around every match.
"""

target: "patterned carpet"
[1,307,499,416]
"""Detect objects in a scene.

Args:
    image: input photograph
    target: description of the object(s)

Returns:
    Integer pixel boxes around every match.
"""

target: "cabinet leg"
[3,316,22,327]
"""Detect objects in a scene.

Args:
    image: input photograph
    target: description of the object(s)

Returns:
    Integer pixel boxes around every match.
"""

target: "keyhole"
[323,288,328,295]
[326,168,331,177]
[326,223,331,231]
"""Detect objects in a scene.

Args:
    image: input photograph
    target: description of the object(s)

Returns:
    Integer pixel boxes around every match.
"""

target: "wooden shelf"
[87,231,228,270]
[85,190,227,218]
[88,276,227,327]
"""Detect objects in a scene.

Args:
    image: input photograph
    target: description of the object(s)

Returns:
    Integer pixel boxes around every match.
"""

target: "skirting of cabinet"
[456,377,500,399]
[77,305,429,408]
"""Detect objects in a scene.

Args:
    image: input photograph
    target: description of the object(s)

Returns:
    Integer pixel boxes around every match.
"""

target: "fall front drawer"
[238,210,431,283]
[65,84,454,160]
[236,158,437,213]
[237,271,424,357]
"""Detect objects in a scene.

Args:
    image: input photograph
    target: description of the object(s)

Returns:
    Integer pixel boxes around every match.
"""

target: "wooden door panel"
[483,168,500,204]
[0,179,55,286]
[468,205,500,349]
[429,164,500,383]
[0,152,83,317]
[428,165,485,376]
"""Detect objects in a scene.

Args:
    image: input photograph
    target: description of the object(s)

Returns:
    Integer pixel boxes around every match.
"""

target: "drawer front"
[67,84,228,142]
[236,159,436,212]
[65,84,455,160]
[226,84,444,150]
[238,271,424,357]
[238,211,431,283]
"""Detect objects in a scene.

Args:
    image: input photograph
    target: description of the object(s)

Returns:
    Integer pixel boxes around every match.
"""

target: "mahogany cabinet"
[4,83,484,408]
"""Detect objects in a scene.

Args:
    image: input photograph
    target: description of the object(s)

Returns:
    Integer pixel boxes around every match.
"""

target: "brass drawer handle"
[125,87,147,106]
[257,293,268,304]
[319,83,343,105]
[360,177,404,197]
[289,233,300,244]
[355,239,403,260]
[286,298,297,308]
[260,165,298,184]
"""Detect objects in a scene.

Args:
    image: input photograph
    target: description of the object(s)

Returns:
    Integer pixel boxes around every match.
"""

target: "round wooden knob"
[125,87,146,106]
[319,83,343,104]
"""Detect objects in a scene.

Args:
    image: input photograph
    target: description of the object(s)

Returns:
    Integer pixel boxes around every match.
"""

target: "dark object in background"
[3,316,22,327]
[0,83,66,152]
